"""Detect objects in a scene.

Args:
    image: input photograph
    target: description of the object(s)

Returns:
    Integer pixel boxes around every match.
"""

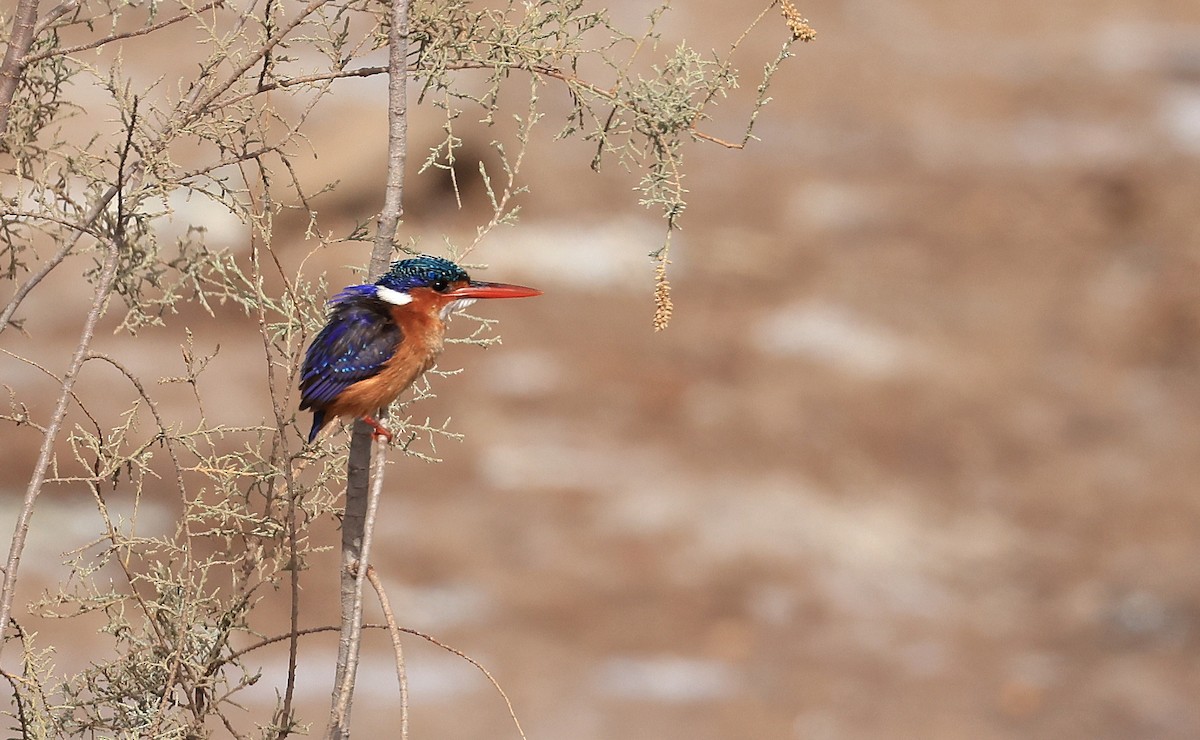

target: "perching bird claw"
[362,416,393,444]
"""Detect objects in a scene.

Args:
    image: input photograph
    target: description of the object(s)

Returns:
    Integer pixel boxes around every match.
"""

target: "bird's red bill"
[450,281,542,299]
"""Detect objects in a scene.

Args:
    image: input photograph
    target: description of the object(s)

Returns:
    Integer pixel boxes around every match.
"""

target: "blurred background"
[8,0,1200,737]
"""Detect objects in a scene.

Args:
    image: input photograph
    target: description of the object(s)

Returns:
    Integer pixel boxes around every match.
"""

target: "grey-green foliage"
[0,0,806,735]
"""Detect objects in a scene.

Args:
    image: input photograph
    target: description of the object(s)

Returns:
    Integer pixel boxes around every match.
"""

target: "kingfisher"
[299,254,541,443]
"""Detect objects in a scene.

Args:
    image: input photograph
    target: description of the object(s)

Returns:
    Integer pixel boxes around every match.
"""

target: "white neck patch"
[440,297,476,320]
[375,286,413,306]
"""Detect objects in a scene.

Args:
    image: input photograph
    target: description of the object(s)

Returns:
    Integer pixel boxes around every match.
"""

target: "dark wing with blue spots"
[299,286,402,412]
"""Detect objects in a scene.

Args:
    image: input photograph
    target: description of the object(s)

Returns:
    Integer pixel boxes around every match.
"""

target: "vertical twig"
[370,0,411,282]
[327,0,409,733]
[330,442,387,731]
[329,421,375,737]
[241,154,304,739]
[365,565,409,740]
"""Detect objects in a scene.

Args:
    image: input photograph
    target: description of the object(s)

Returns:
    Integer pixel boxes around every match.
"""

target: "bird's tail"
[307,410,327,443]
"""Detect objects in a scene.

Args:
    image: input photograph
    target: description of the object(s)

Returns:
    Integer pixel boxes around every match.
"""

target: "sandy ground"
[5,0,1200,738]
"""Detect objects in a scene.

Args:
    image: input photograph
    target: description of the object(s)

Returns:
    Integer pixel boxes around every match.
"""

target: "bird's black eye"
[431,279,450,293]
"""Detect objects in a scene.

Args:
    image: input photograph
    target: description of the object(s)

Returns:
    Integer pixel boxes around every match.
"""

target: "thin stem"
[230,621,525,740]
[29,0,77,39]
[393,626,526,740]
[227,624,389,664]
[22,1,225,64]
[365,565,408,740]
[328,437,388,736]
[372,0,410,280]
[242,162,304,739]
[690,129,744,149]
[214,65,387,109]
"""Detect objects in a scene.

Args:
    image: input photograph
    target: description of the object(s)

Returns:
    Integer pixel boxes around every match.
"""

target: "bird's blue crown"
[376,255,469,292]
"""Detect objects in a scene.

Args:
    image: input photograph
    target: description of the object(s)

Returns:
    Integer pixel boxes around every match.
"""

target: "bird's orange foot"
[361,415,393,444]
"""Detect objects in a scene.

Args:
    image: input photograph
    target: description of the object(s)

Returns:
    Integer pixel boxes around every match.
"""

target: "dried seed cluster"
[780,0,816,42]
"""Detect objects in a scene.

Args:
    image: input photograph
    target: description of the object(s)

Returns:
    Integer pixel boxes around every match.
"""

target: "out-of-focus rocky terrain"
[6,0,1200,737]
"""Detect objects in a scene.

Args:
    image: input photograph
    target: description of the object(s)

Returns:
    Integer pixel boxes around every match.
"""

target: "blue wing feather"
[300,287,403,411]
[329,284,379,306]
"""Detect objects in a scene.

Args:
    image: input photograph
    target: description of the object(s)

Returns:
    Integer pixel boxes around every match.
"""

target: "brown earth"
[5,0,1200,738]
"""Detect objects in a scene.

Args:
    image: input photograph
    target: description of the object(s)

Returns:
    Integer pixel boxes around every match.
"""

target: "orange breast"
[324,299,446,419]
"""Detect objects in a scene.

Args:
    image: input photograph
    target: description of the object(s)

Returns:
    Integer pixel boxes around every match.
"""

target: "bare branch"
[392,626,527,740]
[30,0,78,39]
[690,129,745,148]
[227,624,390,664]
[327,437,388,737]
[329,0,410,732]
[214,65,388,109]
[23,2,226,64]
[365,565,408,740]
[0,0,41,141]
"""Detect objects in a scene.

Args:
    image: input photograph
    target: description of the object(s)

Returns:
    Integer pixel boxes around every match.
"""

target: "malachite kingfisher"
[299,254,541,443]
